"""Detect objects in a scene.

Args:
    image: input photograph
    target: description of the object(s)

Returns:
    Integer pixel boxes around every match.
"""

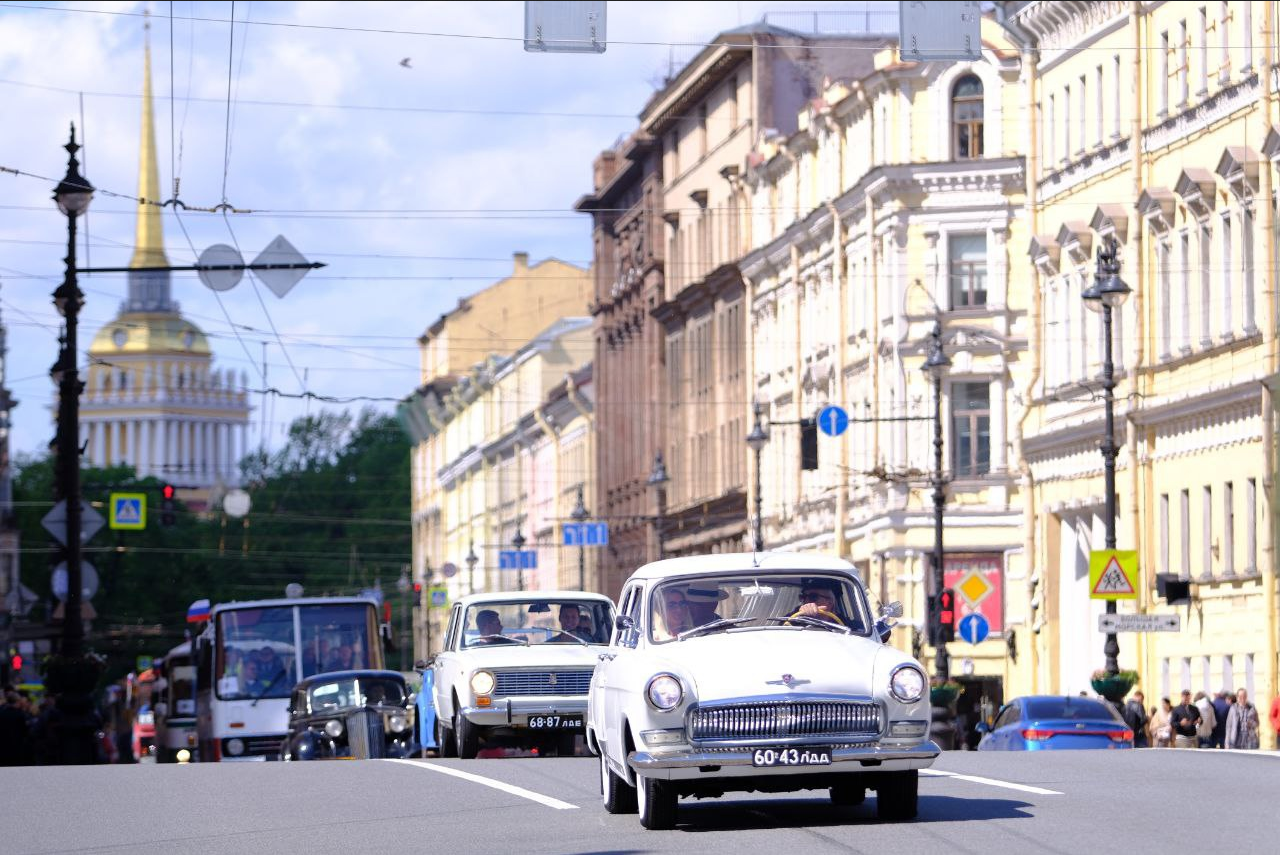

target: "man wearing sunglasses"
[792,578,847,627]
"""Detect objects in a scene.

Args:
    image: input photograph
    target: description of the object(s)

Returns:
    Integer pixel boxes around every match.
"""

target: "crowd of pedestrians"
[1122,686,1271,749]
[0,685,67,765]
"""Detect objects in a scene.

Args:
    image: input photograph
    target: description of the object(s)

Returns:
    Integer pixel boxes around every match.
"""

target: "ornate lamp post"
[396,567,411,671]
[921,321,952,683]
[745,401,770,552]
[1081,235,1131,677]
[570,483,588,591]
[646,452,670,560]
[465,540,479,595]
[512,528,527,591]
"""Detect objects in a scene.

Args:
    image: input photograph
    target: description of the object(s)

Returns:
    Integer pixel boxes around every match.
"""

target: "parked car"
[280,670,417,760]
[429,591,616,759]
[976,695,1134,751]
[587,553,938,830]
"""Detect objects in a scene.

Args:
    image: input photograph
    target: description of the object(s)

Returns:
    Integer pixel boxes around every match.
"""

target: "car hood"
[448,644,605,671]
[657,628,902,701]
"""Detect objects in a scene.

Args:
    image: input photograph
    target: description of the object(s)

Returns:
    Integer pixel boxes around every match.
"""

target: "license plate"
[527,715,583,730]
[751,747,832,767]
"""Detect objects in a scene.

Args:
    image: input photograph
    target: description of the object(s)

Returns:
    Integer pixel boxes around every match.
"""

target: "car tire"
[435,714,457,758]
[830,781,866,806]
[875,770,919,821]
[637,774,678,830]
[599,752,637,814]
[455,711,480,760]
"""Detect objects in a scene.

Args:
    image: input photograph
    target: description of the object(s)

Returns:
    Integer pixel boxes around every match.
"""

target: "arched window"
[952,74,984,160]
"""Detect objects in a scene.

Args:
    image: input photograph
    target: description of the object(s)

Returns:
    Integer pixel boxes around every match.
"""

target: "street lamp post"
[1082,235,1131,677]
[646,453,670,560]
[465,540,479,595]
[570,484,588,591]
[745,401,770,552]
[922,321,952,683]
[396,568,411,672]
[512,529,526,591]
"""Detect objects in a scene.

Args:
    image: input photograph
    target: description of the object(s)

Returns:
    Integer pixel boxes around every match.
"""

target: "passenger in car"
[551,604,589,643]
[683,585,726,627]
[654,588,693,640]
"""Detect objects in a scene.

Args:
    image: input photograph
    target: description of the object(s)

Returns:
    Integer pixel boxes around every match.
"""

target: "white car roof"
[454,590,617,609]
[624,552,860,583]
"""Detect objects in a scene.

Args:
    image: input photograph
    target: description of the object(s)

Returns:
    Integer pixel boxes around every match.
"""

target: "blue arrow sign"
[586,522,609,546]
[499,550,519,570]
[562,523,583,546]
[817,405,849,437]
[958,613,990,645]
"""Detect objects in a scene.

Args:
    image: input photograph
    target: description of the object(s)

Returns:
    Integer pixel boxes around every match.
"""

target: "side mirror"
[875,619,895,644]
[414,658,434,671]
[406,692,417,707]
[614,614,635,632]
[878,601,904,619]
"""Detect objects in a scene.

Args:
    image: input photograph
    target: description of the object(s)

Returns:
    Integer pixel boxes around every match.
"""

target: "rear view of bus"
[154,642,198,762]
[196,596,383,761]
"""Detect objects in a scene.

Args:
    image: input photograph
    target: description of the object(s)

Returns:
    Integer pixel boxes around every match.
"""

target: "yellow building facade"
[742,18,1033,714]
[1004,1,1278,733]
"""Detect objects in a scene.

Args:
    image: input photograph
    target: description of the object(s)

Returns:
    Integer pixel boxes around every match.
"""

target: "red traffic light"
[10,654,21,672]
[938,588,956,626]
[413,582,422,593]
[162,484,176,500]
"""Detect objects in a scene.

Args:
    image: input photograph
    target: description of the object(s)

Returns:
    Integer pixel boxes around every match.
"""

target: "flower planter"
[1090,674,1136,703]
[930,684,962,709]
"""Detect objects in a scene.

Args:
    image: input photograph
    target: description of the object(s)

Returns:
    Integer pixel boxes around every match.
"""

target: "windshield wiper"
[250,667,289,706]
[762,615,852,634]
[556,632,591,647]
[472,634,529,647]
[677,617,755,641]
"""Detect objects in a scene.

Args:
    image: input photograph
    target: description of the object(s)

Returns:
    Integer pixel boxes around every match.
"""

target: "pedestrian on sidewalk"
[1211,690,1231,748]
[1123,691,1148,748]
[1194,691,1217,748]
[1225,688,1260,750]
[1149,698,1173,748]
[1171,690,1201,749]
[1269,692,1280,743]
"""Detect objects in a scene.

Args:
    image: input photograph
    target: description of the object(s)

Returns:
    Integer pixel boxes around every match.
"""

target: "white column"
[175,420,185,478]
[91,422,104,467]
[121,421,133,468]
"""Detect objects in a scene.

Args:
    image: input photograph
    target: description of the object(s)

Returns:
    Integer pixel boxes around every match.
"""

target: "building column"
[92,422,105,467]
[160,419,171,479]
[175,420,186,478]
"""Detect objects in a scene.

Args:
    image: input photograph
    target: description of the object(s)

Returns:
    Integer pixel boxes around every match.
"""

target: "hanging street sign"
[41,500,106,547]
[196,244,245,291]
[562,522,609,546]
[899,0,982,62]
[499,549,538,570]
[253,235,312,298]
[1099,613,1181,633]
[51,561,99,602]
[957,613,990,645]
[1089,550,1139,600]
[817,405,849,437]
[109,493,147,530]
[440,562,459,578]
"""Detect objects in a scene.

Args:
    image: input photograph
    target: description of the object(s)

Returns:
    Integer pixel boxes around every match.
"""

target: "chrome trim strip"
[629,740,940,770]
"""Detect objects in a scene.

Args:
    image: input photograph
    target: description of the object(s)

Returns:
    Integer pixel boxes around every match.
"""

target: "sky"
[0,0,895,461]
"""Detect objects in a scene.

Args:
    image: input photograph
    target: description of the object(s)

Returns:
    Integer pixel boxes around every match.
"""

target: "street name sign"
[1089,550,1138,600]
[562,522,609,546]
[817,405,849,437]
[499,549,538,570]
[41,500,106,546]
[109,493,146,530]
[1098,613,1181,633]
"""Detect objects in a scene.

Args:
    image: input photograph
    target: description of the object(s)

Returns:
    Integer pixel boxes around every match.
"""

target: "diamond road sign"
[253,235,311,298]
[41,500,106,546]
[1099,613,1181,633]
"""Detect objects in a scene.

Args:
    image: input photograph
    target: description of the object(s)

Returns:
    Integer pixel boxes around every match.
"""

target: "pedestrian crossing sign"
[1089,550,1138,600]
[109,492,147,530]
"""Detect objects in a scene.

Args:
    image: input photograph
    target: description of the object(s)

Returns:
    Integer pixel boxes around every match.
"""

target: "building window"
[1178,19,1189,105]
[1221,210,1233,335]
[1200,223,1212,346]
[1179,231,1191,352]
[1246,477,1257,573]
[1160,493,1170,573]
[951,381,990,477]
[1243,1,1253,70]
[1159,240,1172,359]
[1062,83,1071,160]
[951,74,983,160]
[1198,7,1208,93]
[698,103,708,157]
[1181,489,1191,579]
[1243,205,1256,331]
[1159,30,1169,115]
[948,234,987,308]
[1219,1,1230,81]
[1224,481,1235,576]
[669,131,679,177]
[1094,65,1104,147]
[1203,485,1213,579]
[1047,94,1056,165]
[1077,74,1086,154]
[1112,55,1122,138]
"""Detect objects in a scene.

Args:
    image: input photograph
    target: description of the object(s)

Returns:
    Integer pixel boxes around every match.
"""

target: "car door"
[598,584,640,766]
[994,701,1021,749]
[433,604,463,720]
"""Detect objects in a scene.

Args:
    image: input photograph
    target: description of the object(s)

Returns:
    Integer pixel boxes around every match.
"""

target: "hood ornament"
[765,673,811,689]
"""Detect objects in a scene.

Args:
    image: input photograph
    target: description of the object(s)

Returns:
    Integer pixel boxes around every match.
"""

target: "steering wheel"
[785,607,846,627]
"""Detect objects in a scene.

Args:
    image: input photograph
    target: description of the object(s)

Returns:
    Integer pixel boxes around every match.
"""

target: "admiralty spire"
[80,34,250,504]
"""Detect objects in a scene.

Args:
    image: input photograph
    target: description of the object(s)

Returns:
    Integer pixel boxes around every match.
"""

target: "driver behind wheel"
[794,578,847,626]
[474,609,506,643]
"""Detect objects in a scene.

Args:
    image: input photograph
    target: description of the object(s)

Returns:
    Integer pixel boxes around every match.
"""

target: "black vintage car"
[281,670,418,761]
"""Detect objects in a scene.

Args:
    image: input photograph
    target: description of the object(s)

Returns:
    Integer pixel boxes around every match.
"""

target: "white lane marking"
[921,768,1063,795]
[385,759,580,810]
[1196,749,1280,758]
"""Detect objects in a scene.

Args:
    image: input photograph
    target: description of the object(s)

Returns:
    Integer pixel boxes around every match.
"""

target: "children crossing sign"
[109,493,147,530]
[1089,550,1138,600]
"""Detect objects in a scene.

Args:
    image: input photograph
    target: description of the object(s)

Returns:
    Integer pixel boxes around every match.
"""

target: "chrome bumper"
[460,697,588,727]
[629,741,940,780]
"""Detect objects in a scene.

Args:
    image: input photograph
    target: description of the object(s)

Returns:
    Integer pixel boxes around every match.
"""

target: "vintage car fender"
[417,669,437,750]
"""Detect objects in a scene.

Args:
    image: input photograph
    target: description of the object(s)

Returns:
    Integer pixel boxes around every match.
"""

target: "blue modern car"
[977,695,1134,750]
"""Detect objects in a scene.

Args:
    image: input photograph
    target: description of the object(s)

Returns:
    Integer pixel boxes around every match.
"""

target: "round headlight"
[646,674,683,710]
[323,719,344,739]
[224,738,245,756]
[889,665,926,703]
[470,670,495,695]
[388,713,409,734]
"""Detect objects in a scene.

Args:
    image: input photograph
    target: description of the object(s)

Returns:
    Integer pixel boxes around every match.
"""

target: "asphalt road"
[4,749,1275,854]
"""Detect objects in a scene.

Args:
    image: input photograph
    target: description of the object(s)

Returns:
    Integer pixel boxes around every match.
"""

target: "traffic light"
[161,484,176,527]
[9,652,21,674]
[931,588,956,645]
[800,418,818,470]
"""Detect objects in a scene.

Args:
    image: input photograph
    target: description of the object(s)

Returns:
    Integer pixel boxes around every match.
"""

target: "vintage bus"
[194,596,384,761]
[154,642,198,762]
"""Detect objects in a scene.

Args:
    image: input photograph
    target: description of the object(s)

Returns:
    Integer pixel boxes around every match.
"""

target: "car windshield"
[648,573,871,643]
[307,677,405,712]
[460,599,614,648]
[1023,698,1124,722]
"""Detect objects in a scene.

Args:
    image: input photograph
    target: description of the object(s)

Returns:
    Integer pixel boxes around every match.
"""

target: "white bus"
[194,596,384,761]
[154,642,197,763]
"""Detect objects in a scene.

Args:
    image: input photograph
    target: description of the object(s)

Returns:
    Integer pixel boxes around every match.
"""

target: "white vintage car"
[430,591,615,758]
[587,553,939,829]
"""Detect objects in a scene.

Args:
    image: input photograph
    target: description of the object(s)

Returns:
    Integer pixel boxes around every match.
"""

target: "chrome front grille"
[493,670,593,697]
[688,700,881,743]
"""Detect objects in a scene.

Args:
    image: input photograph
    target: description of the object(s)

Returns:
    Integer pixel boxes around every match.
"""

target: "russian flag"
[186,598,211,623]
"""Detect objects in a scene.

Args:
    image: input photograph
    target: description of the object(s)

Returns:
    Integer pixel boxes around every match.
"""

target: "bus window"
[216,606,296,700]
[299,603,381,677]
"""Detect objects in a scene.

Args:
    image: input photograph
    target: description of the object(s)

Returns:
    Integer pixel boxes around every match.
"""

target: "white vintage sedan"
[430,591,615,758]
[587,553,939,829]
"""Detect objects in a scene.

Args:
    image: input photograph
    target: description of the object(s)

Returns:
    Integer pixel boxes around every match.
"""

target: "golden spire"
[129,26,169,270]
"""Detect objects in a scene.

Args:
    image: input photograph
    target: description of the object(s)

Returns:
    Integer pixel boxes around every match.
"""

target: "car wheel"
[830,781,865,806]
[599,752,637,814]
[875,770,919,821]
[637,774,678,830]
[455,711,480,760]
[435,714,456,758]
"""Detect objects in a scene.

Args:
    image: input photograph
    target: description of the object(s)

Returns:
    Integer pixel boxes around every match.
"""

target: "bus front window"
[216,607,297,700]
[299,603,380,678]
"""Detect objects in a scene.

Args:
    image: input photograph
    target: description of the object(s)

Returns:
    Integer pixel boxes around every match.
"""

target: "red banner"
[943,553,1003,634]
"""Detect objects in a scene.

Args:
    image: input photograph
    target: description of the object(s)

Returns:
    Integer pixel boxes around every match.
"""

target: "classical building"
[81,41,249,504]
[1001,1,1277,726]
[398,254,591,656]
[741,17,1029,710]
